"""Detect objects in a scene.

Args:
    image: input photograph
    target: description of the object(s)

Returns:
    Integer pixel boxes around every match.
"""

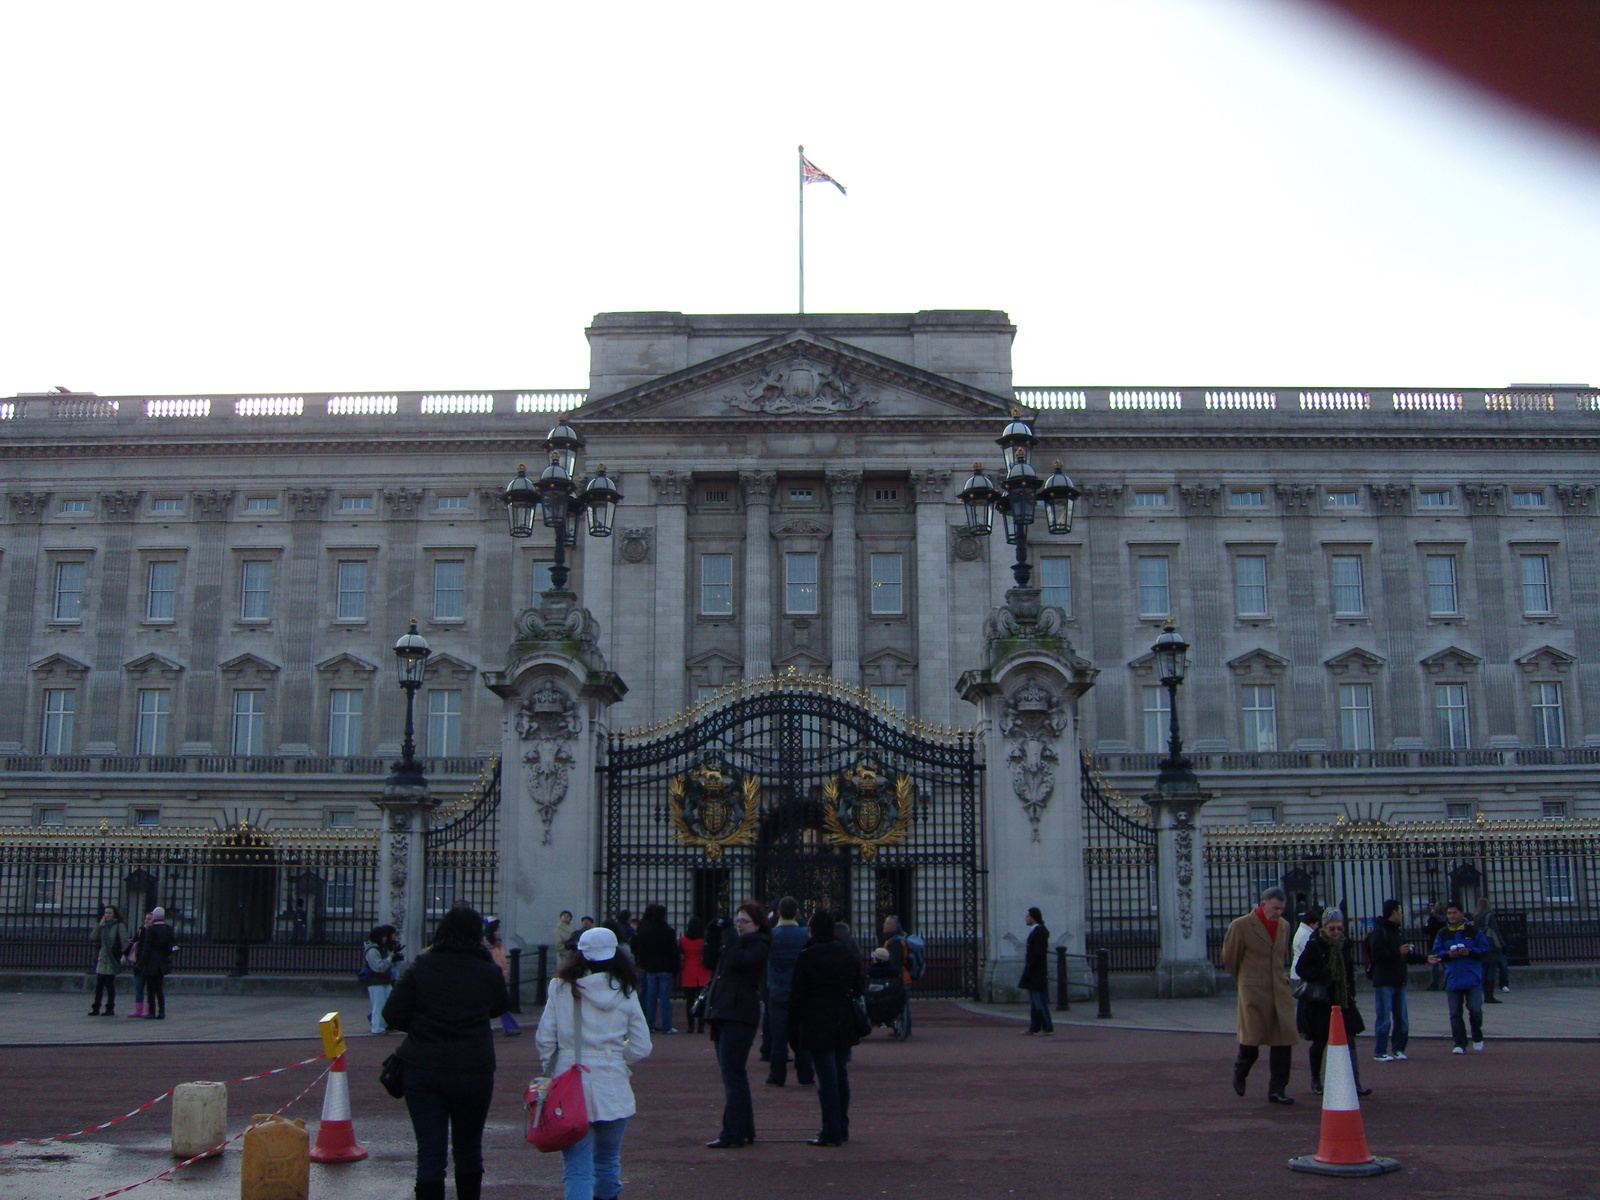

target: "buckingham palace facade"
[3,309,1597,833]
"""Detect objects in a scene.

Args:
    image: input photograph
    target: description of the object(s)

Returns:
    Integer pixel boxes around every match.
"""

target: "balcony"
[1093,746,1600,775]
[0,754,490,777]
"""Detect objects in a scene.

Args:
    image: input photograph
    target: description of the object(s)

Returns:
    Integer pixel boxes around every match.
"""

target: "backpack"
[903,933,927,980]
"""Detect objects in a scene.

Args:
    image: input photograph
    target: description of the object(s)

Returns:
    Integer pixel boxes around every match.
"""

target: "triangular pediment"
[31,652,90,679]
[316,652,378,676]
[423,652,477,682]
[1517,644,1577,673]
[124,652,185,678]
[576,331,1016,423]
[1421,646,1483,674]
[1228,648,1291,678]
[219,652,281,678]
[1325,647,1386,675]
[774,647,831,675]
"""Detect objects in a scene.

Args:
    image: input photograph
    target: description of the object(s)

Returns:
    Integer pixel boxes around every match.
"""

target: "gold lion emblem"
[669,763,760,859]
[823,764,914,860]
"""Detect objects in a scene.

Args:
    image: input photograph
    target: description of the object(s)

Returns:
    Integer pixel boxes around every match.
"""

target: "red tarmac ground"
[2,1002,1595,1199]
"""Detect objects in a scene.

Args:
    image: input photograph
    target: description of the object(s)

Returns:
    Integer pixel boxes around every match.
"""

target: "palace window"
[240,561,273,620]
[433,560,465,620]
[1331,556,1364,615]
[1338,684,1374,751]
[1039,557,1071,615]
[1142,686,1170,753]
[700,554,733,616]
[427,690,462,758]
[40,689,75,754]
[328,689,363,756]
[1241,685,1277,752]
[232,690,266,756]
[1235,556,1268,617]
[1435,684,1469,749]
[135,689,170,756]
[870,553,903,615]
[1531,682,1565,748]
[1520,554,1552,614]
[336,561,368,622]
[146,561,177,621]
[1425,555,1458,616]
[1137,556,1169,617]
[785,552,819,614]
[54,562,85,621]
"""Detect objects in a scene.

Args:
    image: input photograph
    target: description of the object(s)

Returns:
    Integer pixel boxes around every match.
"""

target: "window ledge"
[869,611,908,622]
[697,612,736,622]
[1332,614,1370,624]
[1427,615,1467,625]
[427,619,467,628]
[47,619,84,628]
[1137,615,1172,624]
[138,619,177,628]
[234,619,272,628]
[332,619,370,628]
[1235,616,1274,627]
[1523,615,1560,625]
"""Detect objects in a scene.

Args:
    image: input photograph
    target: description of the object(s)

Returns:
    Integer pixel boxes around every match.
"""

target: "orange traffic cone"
[308,1053,368,1163]
[1289,1007,1400,1177]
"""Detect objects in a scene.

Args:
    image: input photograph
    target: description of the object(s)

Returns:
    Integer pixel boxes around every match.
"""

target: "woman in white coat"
[535,926,652,1200]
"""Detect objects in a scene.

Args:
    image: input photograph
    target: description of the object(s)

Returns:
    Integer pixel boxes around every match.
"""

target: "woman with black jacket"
[787,909,864,1147]
[383,903,509,1200]
[1294,908,1370,1097]
[700,900,770,1149]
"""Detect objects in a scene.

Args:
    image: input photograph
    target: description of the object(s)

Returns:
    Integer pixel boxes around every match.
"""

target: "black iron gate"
[602,674,984,999]
[1081,754,1159,971]
[422,759,501,944]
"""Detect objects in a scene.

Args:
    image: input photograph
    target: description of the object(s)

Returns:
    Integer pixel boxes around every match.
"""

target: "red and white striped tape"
[75,1061,333,1200]
[0,1053,327,1147]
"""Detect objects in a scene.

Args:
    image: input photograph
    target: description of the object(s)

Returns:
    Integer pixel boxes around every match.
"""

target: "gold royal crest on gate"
[823,759,914,861]
[669,758,760,859]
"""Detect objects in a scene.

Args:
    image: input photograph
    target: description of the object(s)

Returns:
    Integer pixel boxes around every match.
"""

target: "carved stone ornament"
[822,759,915,861]
[1555,484,1595,515]
[8,492,50,520]
[191,490,233,521]
[1274,483,1317,512]
[1176,820,1195,940]
[514,593,600,649]
[387,828,409,928]
[618,528,652,564]
[1461,482,1504,515]
[100,490,142,518]
[1179,484,1220,514]
[950,525,985,563]
[651,470,690,504]
[516,680,581,846]
[383,488,425,517]
[739,469,778,505]
[776,517,831,539]
[478,485,508,512]
[911,470,952,504]
[287,488,329,518]
[999,678,1070,841]
[983,591,1066,650]
[1083,483,1123,514]
[727,356,875,416]
[1369,483,1410,514]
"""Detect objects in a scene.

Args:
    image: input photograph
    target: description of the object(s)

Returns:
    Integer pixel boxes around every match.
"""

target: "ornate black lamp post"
[388,618,431,790]
[1151,620,1198,793]
[504,417,621,595]
[958,412,1079,587]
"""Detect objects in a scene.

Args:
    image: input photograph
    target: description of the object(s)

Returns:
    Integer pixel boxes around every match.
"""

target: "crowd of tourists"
[1225,885,1510,1105]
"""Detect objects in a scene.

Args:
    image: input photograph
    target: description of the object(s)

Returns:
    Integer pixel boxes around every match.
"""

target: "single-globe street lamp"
[504,416,622,595]
[1151,620,1198,793]
[388,618,431,790]
[957,412,1080,587]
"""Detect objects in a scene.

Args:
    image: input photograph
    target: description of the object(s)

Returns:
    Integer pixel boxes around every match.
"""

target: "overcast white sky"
[2,0,1597,398]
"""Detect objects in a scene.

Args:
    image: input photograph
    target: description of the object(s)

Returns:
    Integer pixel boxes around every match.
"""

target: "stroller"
[863,949,912,1041]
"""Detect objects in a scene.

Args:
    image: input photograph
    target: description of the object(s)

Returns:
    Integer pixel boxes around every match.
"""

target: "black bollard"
[536,944,550,1005]
[1095,947,1112,1019]
[1055,945,1070,1012]
[508,947,522,1014]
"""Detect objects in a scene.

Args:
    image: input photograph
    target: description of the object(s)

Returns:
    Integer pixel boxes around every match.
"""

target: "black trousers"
[713,1020,758,1144]
[403,1067,495,1184]
[91,974,118,1012]
[1235,1043,1291,1093]
[144,975,166,1017]
[1309,1038,1363,1088]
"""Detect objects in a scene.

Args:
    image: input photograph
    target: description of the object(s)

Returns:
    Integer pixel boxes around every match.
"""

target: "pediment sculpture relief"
[726,356,875,416]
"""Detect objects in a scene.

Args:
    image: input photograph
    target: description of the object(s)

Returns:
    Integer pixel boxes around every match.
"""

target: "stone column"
[377,776,432,965]
[1555,484,1600,743]
[483,592,626,949]
[957,586,1097,1001]
[1371,484,1423,745]
[650,470,690,719]
[739,470,777,678]
[826,470,863,683]
[912,471,953,726]
[1462,483,1516,745]
[1143,788,1215,996]
[0,492,49,752]
[182,490,233,753]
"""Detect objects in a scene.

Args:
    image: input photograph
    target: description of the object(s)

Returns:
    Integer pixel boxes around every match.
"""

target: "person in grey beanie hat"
[1293,907,1371,1096]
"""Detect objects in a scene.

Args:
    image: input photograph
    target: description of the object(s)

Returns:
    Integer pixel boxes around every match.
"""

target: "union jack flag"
[802,154,847,195]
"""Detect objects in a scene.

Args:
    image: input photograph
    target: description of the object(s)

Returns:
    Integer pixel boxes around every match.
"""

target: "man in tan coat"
[1221,885,1298,1104]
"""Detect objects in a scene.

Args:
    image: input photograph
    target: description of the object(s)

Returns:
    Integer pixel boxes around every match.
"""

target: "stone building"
[2,310,1597,838]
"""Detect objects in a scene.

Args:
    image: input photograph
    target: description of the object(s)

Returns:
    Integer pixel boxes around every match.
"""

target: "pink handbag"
[525,989,590,1152]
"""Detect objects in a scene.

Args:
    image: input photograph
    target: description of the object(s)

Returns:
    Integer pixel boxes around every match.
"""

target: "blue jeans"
[1372,986,1409,1055]
[811,1049,851,1143]
[642,972,675,1031]
[713,1020,758,1143]
[1028,989,1054,1033]
[764,996,814,1085]
[1447,988,1483,1048]
[561,1117,629,1200]
[402,1068,494,1184]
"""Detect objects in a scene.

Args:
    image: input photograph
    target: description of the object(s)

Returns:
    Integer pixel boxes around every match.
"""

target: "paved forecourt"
[2,991,1597,1200]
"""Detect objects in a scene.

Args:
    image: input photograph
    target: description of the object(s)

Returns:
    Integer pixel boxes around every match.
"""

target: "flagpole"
[797,143,805,314]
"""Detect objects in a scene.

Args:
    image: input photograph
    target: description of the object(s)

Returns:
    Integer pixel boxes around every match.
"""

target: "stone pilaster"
[649,470,690,718]
[1555,483,1600,743]
[1144,788,1216,996]
[1371,483,1422,745]
[912,470,953,726]
[826,470,863,683]
[85,491,141,752]
[1275,483,1323,749]
[483,592,626,949]
[181,491,232,753]
[958,587,1097,1001]
[739,469,777,679]
[0,492,49,752]
[1462,483,1515,746]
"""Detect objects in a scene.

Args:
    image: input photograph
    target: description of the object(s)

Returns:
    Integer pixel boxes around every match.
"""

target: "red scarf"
[1255,906,1280,941]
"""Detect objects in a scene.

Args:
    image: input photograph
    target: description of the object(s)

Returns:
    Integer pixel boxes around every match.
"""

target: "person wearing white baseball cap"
[536,924,653,1200]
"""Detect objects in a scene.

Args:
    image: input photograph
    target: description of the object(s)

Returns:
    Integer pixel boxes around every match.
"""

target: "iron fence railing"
[1080,755,1159,972]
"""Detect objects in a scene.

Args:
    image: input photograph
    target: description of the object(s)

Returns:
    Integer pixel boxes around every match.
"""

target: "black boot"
[455,1171,483,1200]
[414,1183,446,1200]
